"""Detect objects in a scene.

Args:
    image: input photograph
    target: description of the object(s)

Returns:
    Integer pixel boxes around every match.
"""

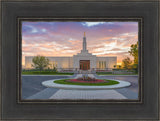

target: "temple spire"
[83,32,87,51]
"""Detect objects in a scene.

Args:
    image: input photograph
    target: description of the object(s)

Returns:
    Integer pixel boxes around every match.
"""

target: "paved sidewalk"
[49,89,127,100]
[27,88,59,99]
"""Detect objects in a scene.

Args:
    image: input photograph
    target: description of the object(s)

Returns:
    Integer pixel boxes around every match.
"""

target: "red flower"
[67,79,105,83]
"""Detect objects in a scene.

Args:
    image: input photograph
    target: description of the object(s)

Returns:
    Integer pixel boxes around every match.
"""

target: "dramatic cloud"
[82,22,105,27]
[22,22,138,65]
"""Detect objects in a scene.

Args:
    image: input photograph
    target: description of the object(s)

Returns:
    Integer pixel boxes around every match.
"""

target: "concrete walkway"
[27,87,138,100]
[27,88,59,99]
[49,89,127,100]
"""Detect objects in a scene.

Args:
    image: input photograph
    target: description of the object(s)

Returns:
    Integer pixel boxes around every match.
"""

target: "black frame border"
[17,17,143,104]
[1,1,158,120]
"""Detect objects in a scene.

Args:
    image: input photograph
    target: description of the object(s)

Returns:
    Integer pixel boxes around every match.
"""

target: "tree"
[113,65,117,69]
[128,42,138,64]
[32,55,50,71]
[122,57,132,69]
[118,65,121,69]
[132,63,138,73]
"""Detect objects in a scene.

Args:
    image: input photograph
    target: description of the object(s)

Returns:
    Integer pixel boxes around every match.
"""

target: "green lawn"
[96,72,138,75]
[54,79,119,86]
[22,71,74,75]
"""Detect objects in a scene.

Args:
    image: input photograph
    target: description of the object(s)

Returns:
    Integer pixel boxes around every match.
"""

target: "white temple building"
[25,33,117,72]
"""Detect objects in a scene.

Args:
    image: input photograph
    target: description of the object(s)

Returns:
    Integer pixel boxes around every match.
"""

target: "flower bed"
[67,79,106,83]
[53,79,120,86]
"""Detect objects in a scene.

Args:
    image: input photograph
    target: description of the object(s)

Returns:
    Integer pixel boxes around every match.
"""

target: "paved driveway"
[22,75,72,99]
[22,75,138,100]
[96,75,139,93]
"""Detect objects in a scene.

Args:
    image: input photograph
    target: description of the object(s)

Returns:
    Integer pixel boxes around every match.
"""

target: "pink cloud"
[22,22,138,65]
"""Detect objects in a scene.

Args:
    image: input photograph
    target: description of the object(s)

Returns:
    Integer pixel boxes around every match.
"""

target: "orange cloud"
[22,22,138,66]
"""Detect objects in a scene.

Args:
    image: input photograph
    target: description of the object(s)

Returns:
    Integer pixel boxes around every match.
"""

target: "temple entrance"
[80,60,90,70]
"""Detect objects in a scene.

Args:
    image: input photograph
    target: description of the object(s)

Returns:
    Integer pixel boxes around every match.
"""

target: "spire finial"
[84,32,85,37]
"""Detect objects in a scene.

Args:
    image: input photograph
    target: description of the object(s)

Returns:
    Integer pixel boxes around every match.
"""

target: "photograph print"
[21,20,140,101]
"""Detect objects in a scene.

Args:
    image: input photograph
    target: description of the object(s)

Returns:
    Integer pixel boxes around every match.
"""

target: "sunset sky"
[22,21,138,66]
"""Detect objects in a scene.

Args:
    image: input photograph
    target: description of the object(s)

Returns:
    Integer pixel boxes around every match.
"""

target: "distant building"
[25,33,117,71]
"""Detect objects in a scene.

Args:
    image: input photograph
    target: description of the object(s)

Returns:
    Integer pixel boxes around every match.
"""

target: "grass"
[96,72,138,75]
[22,71,74,75]
[22,71,138,76]
[54,79,119,86]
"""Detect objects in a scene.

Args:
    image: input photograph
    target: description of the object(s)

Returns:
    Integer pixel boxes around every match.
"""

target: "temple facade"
[24,33,117,71]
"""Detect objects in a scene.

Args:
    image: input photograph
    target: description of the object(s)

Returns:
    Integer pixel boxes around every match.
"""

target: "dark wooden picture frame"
[18,17,142,103]
[1,1,159,120]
